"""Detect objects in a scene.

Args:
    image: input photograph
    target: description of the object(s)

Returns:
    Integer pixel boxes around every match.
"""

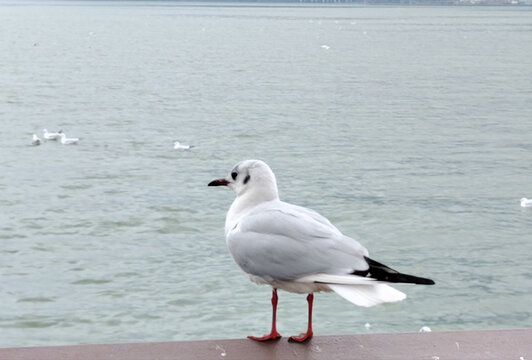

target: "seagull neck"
[225,191,278,236]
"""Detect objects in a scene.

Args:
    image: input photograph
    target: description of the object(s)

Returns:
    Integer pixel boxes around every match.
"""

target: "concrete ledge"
[1,329,530,360]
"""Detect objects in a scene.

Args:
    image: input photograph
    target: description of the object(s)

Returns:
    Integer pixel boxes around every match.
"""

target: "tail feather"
[297,273,376,285]
[328,283,406,307]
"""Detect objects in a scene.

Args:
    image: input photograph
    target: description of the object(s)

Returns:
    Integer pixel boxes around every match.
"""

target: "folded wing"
[227,201,370,281]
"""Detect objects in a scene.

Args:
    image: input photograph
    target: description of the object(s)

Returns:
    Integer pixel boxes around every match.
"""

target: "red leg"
[248,288,282,341]
[288,293,314,343]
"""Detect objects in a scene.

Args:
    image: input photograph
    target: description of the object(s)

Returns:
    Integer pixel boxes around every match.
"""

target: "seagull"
[173,141,192,150]
[521,198,532,207]
[59,133,79,145]
[32,134,41,146]
[208,160,435,343]
[43,128,62,140]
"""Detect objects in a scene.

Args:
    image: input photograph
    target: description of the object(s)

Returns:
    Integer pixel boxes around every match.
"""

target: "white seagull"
[209,160,434,343]
[173,141,192,150]
[59,133,79,145]
[32,134,41,146]
[43,128,62,140]
[521,198,532,207]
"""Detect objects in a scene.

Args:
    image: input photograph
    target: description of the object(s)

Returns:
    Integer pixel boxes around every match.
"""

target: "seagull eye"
[231,172,238,180]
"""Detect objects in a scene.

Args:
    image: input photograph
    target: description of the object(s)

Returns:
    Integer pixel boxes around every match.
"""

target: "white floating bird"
[173,141,192,150]
[43,128,62,140]
[32,134,41,146]
[521,198,532,207]
[321,44,330,50]
[59,133,79,145]
[209,160,434,342]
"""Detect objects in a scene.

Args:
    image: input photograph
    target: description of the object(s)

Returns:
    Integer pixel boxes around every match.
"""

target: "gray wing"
[226,201,369,281]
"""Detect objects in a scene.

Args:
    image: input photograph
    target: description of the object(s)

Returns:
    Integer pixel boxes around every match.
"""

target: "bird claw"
[288,331,313,343]
[247,331,282,342]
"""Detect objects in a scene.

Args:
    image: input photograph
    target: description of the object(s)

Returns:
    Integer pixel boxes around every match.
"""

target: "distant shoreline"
[5,0,530,7]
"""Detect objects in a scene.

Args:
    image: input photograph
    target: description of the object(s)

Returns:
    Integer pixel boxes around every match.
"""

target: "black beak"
[208,178,230,187]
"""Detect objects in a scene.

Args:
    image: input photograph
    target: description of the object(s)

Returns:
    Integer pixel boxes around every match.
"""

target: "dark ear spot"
[243,175,250,184]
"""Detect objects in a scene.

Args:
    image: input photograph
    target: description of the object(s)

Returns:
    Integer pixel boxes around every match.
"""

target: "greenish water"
[1,1,531,347]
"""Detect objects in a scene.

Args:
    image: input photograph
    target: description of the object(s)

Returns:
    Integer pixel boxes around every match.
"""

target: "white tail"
[328,283,406,307]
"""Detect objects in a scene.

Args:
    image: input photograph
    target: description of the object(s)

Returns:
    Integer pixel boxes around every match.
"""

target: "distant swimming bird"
[43,128,62,140]
[32,134,41,146]
[321,44,330,50]
[521,198,532,207]
[173,141,192,150]
[59,133,79,145]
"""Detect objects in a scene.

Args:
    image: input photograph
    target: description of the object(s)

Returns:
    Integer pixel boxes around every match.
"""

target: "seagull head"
[208,159,279,201]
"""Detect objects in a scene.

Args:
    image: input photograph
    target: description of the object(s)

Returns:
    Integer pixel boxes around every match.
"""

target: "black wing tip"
[413,277,435,285]
[383,273,436,285]
[362,256,435,285]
